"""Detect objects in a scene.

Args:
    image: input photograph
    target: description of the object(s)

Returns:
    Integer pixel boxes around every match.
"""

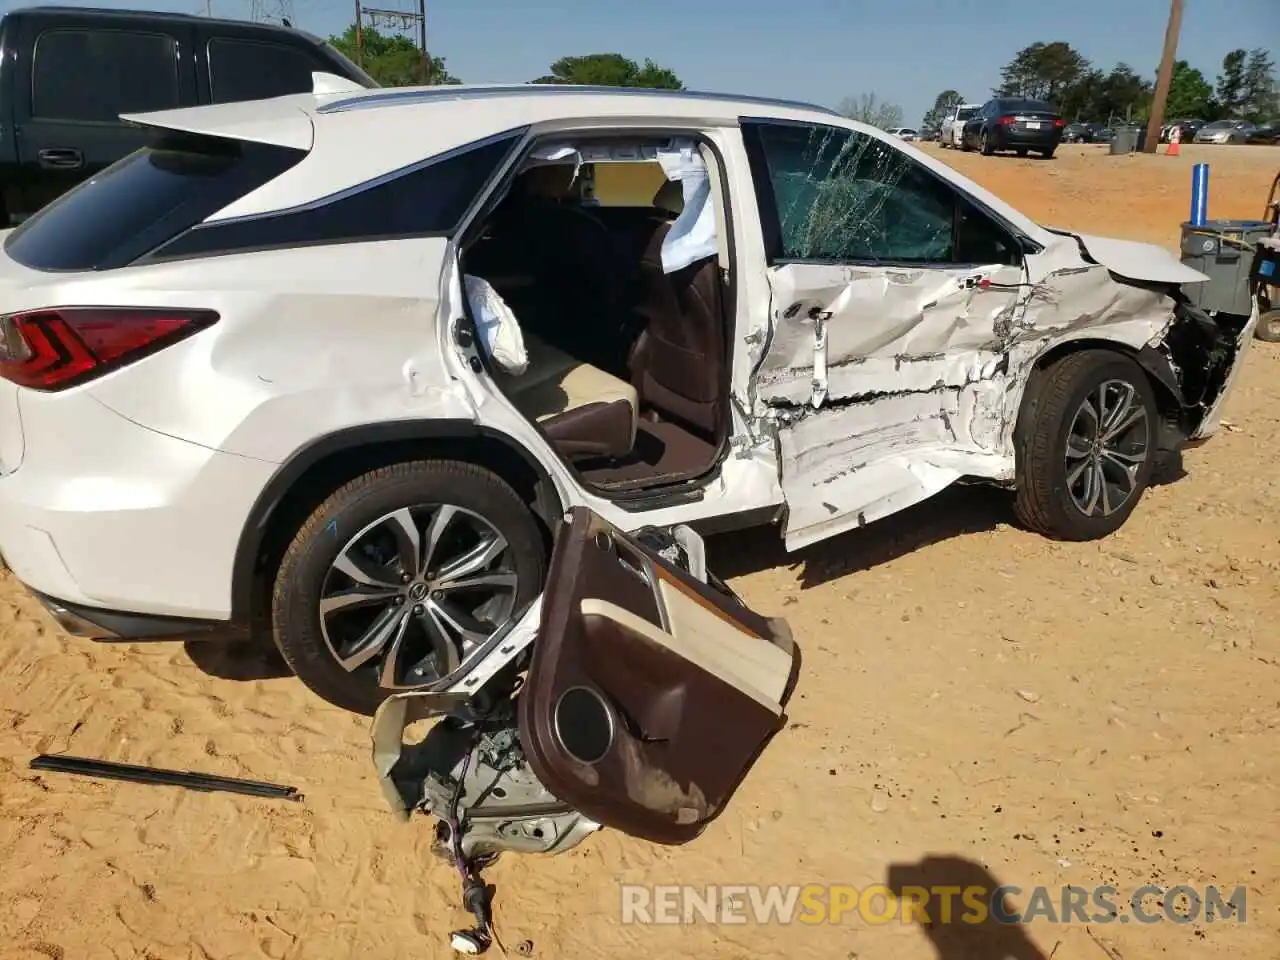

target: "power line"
[250,0,296,26]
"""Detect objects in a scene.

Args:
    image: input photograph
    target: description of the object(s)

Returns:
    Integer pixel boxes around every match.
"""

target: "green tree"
[1162,60,1214,119]
[1240,48,1278,122]
[1059,68,1104,119]
[995,41,1089,105]
[532,53,683,89]
[1214,49,1247,118]
[920,89,964,131]
[838,92,904,130]
[329,25,460,86]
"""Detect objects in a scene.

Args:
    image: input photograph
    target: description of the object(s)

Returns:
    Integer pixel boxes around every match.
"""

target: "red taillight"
[0,308,217,391]
[1053,118,1066,128]
[998,115,1016,126]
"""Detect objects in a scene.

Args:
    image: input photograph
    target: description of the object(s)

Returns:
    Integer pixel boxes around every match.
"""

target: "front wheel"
[1014,351,1158,541]
[272,460,547,714]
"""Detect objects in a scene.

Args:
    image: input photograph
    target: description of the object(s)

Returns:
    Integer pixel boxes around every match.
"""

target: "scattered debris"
[1016,689,1041,704]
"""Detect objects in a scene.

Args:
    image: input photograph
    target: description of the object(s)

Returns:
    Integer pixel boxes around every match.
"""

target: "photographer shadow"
[886,857,1047,960]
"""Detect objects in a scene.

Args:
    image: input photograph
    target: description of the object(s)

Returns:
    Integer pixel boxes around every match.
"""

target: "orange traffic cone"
[1167,125,1182,156]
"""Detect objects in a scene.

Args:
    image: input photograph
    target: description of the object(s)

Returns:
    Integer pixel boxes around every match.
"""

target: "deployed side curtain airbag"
[464,274,528,375]
[656,139,717,273]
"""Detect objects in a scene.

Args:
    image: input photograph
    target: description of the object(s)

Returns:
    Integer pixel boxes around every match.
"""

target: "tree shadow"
[705,484,1011,590]
[886,857,1048,960]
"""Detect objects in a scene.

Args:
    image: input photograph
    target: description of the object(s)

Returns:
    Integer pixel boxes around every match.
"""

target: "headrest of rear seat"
[653,179,684,217]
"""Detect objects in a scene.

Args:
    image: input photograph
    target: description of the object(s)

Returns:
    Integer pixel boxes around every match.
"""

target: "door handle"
[37,148,84,170]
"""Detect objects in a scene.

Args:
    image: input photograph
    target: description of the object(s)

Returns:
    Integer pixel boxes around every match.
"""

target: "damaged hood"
[1050,230,1209,285]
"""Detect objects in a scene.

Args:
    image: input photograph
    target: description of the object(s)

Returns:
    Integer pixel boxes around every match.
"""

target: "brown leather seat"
[628,181,726,438]
[493,334,638,461]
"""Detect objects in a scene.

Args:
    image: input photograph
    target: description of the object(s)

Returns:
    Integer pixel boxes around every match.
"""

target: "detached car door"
[518,508,796,845]
[738,119,1030,549]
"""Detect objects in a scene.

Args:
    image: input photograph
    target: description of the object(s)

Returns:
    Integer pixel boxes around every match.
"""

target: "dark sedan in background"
[962,98,1065,158]
[1247,119,1280,145]
[1063,122,1113,143]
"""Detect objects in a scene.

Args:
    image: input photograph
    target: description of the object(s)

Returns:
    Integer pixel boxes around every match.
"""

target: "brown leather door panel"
[517,508,795,845]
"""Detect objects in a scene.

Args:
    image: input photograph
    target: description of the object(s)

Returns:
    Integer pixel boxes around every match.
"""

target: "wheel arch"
[1017,336,1187,449]
[230,420,565,623]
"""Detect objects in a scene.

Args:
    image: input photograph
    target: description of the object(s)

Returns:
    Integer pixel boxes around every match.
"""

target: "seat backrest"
[630,213,725,437]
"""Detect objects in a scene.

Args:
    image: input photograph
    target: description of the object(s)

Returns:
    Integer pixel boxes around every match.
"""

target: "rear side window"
[4,135,305,271]
[151,133,521,260]
[208,38,319,103]
[33,29,180,122]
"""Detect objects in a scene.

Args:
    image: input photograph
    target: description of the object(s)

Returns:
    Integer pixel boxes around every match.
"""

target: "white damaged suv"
[0,80,1257,713]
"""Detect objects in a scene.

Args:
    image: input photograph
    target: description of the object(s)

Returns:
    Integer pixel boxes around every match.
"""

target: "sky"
[2,0,1277,124]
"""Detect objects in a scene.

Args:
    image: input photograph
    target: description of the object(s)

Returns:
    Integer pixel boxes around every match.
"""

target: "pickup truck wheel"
[1014,351,1158,541]
[271,460,547,715]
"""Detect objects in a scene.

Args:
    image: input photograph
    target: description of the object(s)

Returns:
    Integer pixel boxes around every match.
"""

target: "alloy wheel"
[1064,380,1150,518]
[318,503,519,689]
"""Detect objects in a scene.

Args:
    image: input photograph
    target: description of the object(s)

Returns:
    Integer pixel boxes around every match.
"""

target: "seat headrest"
[520,163,577,200]
[653,179,684,217]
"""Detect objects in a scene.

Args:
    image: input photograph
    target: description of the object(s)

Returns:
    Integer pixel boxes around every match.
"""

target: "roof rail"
[316,84,841,118]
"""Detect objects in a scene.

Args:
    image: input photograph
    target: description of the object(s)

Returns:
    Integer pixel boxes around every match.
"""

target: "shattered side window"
[751,122,956,263]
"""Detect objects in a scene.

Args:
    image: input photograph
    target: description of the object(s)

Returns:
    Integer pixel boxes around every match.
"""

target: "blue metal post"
[1190,163,1209,226]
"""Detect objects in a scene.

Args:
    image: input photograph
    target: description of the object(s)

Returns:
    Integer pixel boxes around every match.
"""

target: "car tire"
[1040,147,1056,159]
[271,459,548,715]
[1016,147,1029,157]
[1255,308,1280,343]
[980,130,995,155]
[1013,351,1158,541]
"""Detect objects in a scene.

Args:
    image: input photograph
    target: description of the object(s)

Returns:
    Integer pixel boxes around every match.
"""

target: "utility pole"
[419,0,429,84]
[1143,0,1184,153]
[354,0,363,66]
[362,2,429,81]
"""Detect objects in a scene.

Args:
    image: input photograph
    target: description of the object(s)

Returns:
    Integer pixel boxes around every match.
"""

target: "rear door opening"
[458,130,739,500]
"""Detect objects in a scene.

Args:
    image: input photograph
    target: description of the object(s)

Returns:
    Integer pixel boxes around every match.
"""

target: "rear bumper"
[997,128,1061,148]
[0,391,277,621]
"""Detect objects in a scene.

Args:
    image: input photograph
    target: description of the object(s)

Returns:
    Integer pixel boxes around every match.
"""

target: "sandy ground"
[2,143,1278,960]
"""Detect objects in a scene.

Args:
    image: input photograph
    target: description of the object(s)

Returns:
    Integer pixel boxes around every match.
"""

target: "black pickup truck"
[0,5,376,225]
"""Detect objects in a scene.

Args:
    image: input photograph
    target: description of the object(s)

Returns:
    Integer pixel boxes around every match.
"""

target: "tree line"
[328,26,1276,135]
[328,26,683,90]
[916,41,1278,130]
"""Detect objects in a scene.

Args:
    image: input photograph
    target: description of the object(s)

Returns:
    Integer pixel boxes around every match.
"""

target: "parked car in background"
[1193,120,1255,144]
[1246,119,1280,145]
[0,5,376,226]
[887,127,919,141]
[0,84,1247,714]
[962,97,1065,158]
[1162,118,1205,142]
[939,102,980,148]
[1062,122,1113,144]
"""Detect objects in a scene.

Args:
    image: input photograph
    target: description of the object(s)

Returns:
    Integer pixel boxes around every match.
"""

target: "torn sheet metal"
[759,229,1217,551]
